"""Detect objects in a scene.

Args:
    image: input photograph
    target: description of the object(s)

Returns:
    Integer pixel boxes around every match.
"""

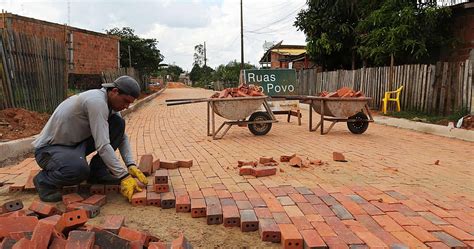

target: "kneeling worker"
[32,75,148,202]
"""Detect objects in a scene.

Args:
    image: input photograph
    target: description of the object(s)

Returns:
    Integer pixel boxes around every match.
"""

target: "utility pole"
[204,41,207,67]
[128,45,132,68]
[240,0,244,70]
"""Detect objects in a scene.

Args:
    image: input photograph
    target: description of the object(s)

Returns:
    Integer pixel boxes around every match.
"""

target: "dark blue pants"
[34,114,125,188]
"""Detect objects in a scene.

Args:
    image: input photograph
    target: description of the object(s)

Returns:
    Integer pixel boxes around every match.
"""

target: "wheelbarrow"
[206,96,277,139]
[301,96,374,135]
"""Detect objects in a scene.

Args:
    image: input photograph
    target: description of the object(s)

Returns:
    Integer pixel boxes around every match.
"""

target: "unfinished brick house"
[259,41,315,71]
[444,1,474,61]
[0,12,120,89]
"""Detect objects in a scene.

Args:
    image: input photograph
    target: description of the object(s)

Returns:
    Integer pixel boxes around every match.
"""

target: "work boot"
[87,174,121,185]
[33,175,62,202]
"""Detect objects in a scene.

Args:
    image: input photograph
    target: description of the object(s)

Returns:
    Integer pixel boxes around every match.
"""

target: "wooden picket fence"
[297,60,473,115]
[0,29,67,113]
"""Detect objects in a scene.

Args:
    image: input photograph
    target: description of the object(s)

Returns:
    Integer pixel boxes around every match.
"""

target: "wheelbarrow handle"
[165,98,208,102]
[166,99,209,106]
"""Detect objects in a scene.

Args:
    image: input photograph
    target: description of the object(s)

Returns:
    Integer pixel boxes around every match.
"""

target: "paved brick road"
[2,87,473,248]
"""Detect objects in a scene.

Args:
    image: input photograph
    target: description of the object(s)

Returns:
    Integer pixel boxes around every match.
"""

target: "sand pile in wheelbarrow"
[319,87,365,98]
[210,84,265,98]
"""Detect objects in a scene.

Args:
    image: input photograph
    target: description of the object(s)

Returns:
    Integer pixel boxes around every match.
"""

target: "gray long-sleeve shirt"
[32,88,135,178]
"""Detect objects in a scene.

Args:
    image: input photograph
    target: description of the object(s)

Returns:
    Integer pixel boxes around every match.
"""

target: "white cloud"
[0,0,307,71]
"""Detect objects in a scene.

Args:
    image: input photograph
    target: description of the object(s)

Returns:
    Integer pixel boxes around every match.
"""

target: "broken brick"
[82,194,107,207]
[138,154,154,176]
[239,165,254,176]
[333,152,347,162]
[259,156,274,164]
[177,159,193,168]
[289,156,302,167]
[237,160,257,167]
[252,167,277,177]
[280,154,296,162]
[29,200,61,217]
[65,230,95,249]
[62,193,84,205]
[159,160,179,169]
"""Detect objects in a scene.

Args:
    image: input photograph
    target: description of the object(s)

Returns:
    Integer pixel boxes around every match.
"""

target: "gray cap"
[102,75,140,98]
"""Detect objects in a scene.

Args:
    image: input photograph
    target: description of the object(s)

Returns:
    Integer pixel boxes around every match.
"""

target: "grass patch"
[387,109,469,125]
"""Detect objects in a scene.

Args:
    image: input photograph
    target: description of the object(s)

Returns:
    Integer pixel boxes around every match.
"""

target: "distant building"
[443,1,474,61]
[0,12,120,88]
[179,73,190,85]
[259,41,315,71]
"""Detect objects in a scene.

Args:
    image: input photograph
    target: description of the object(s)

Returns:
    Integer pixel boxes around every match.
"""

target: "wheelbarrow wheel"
[347,112,369,134]
[248,112,272,136]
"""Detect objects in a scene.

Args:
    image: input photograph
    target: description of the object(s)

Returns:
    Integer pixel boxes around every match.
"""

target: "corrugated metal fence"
[297,60,473,115]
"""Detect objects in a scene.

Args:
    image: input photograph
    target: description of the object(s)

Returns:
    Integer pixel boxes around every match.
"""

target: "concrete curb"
[294,102,473,142]
[0,88,166,164]
[373,116,474,142]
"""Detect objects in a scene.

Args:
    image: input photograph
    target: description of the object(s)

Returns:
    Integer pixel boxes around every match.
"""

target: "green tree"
[189,64,215,87]
[295,0,363,70]
[153,64,184,81]
[214,61,255,84]
[106,27,164,75]
[193,44,205,66]
[356,0,452,65]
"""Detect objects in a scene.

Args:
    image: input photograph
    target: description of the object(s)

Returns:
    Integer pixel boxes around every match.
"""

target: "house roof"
[259,41,306,63]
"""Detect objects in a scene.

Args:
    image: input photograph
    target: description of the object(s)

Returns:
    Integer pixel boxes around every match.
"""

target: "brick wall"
[0,13,119,75]
[441,3,474,61]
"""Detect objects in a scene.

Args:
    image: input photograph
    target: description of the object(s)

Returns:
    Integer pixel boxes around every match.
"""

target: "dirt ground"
[0,108,50,142]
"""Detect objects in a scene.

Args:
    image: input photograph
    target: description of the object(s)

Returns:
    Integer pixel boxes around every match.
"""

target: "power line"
[246,3,306,33]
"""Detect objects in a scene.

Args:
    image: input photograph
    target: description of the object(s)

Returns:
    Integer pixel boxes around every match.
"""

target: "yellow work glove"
[120,176,142,202]
[128,165,148,185]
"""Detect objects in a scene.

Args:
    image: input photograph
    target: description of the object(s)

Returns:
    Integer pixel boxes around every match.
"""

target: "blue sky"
[0,0,307,71]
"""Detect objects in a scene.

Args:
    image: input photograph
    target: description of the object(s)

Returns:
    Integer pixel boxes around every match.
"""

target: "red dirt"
[167,82,188,88]
[0,108,50,141]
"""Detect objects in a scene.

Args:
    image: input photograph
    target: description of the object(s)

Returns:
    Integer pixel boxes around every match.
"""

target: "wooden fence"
[0,29,67,113]
[297,60,473,115]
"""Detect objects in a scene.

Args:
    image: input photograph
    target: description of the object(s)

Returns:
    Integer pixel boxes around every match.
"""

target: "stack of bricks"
[319,87,365,98]
[210,84,265,98]
[0,199,192,248]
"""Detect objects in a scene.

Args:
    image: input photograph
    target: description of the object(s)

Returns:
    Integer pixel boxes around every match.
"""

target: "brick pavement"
[1,87,473,248]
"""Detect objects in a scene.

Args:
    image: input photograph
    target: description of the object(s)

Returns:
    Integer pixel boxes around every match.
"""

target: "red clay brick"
[300,229,327,249]
[409,216,441,231]
[161,191,176,209]
[252,167,277,177]
[177,159,193,168]
[201,187,217,197]
[291,216,313,231]
[273,212,292,224]
[118,226,148,246]
[190,198,206,218]
[404,225,440,243]
[171,233,191,249]
[188,190,204,199]
[39,214,61,226]
[10,237,32,248]
[154,183,169,193]
[66,203,100,218]
[439,224,474,241]
[386,212,416,226]
[311,222,337,237]
[65,230,95,249]
[1,199,23,213]
[373,215,405,232]
[220,198,236,207]
[55,209,88,234]
[206,196,223,225]
[29,199,61,217]
[82,194,106,207]
[8,184,24,193]
[50,237,68,249]
[131,189,147,206]
[431,231,467,248]
[296,202,318,215]
[154,169,168,184]
[279,223,303,249]
[222,205,240,227]
[146,191,161,207]
[138,154,153,176]
[240,209,258,232]
[89,185,105,195]
[152,159,160,172]
[239,165,254,176]
[304,195,323,205]
[332,152,346,162]
[101,215,125,234]
[231,192,248,201]
[30,220,55,249]
[104,185,120,194]
[254,207,272,219]
[159,160,179,169]
[259,218,281,243]
[278,196,296,206]
[176,194,191,213]
[391,231,427,248]
[313,204,335,217]
[353,230,387,248]
[62,193,84,205]
[249,198,266,208]
[425,242,450,249]
[148,241,169,249]
[216,189,232,199]
[280,154,296,162]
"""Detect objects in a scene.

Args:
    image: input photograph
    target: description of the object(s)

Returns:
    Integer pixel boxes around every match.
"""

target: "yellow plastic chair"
[382,85,403,114]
